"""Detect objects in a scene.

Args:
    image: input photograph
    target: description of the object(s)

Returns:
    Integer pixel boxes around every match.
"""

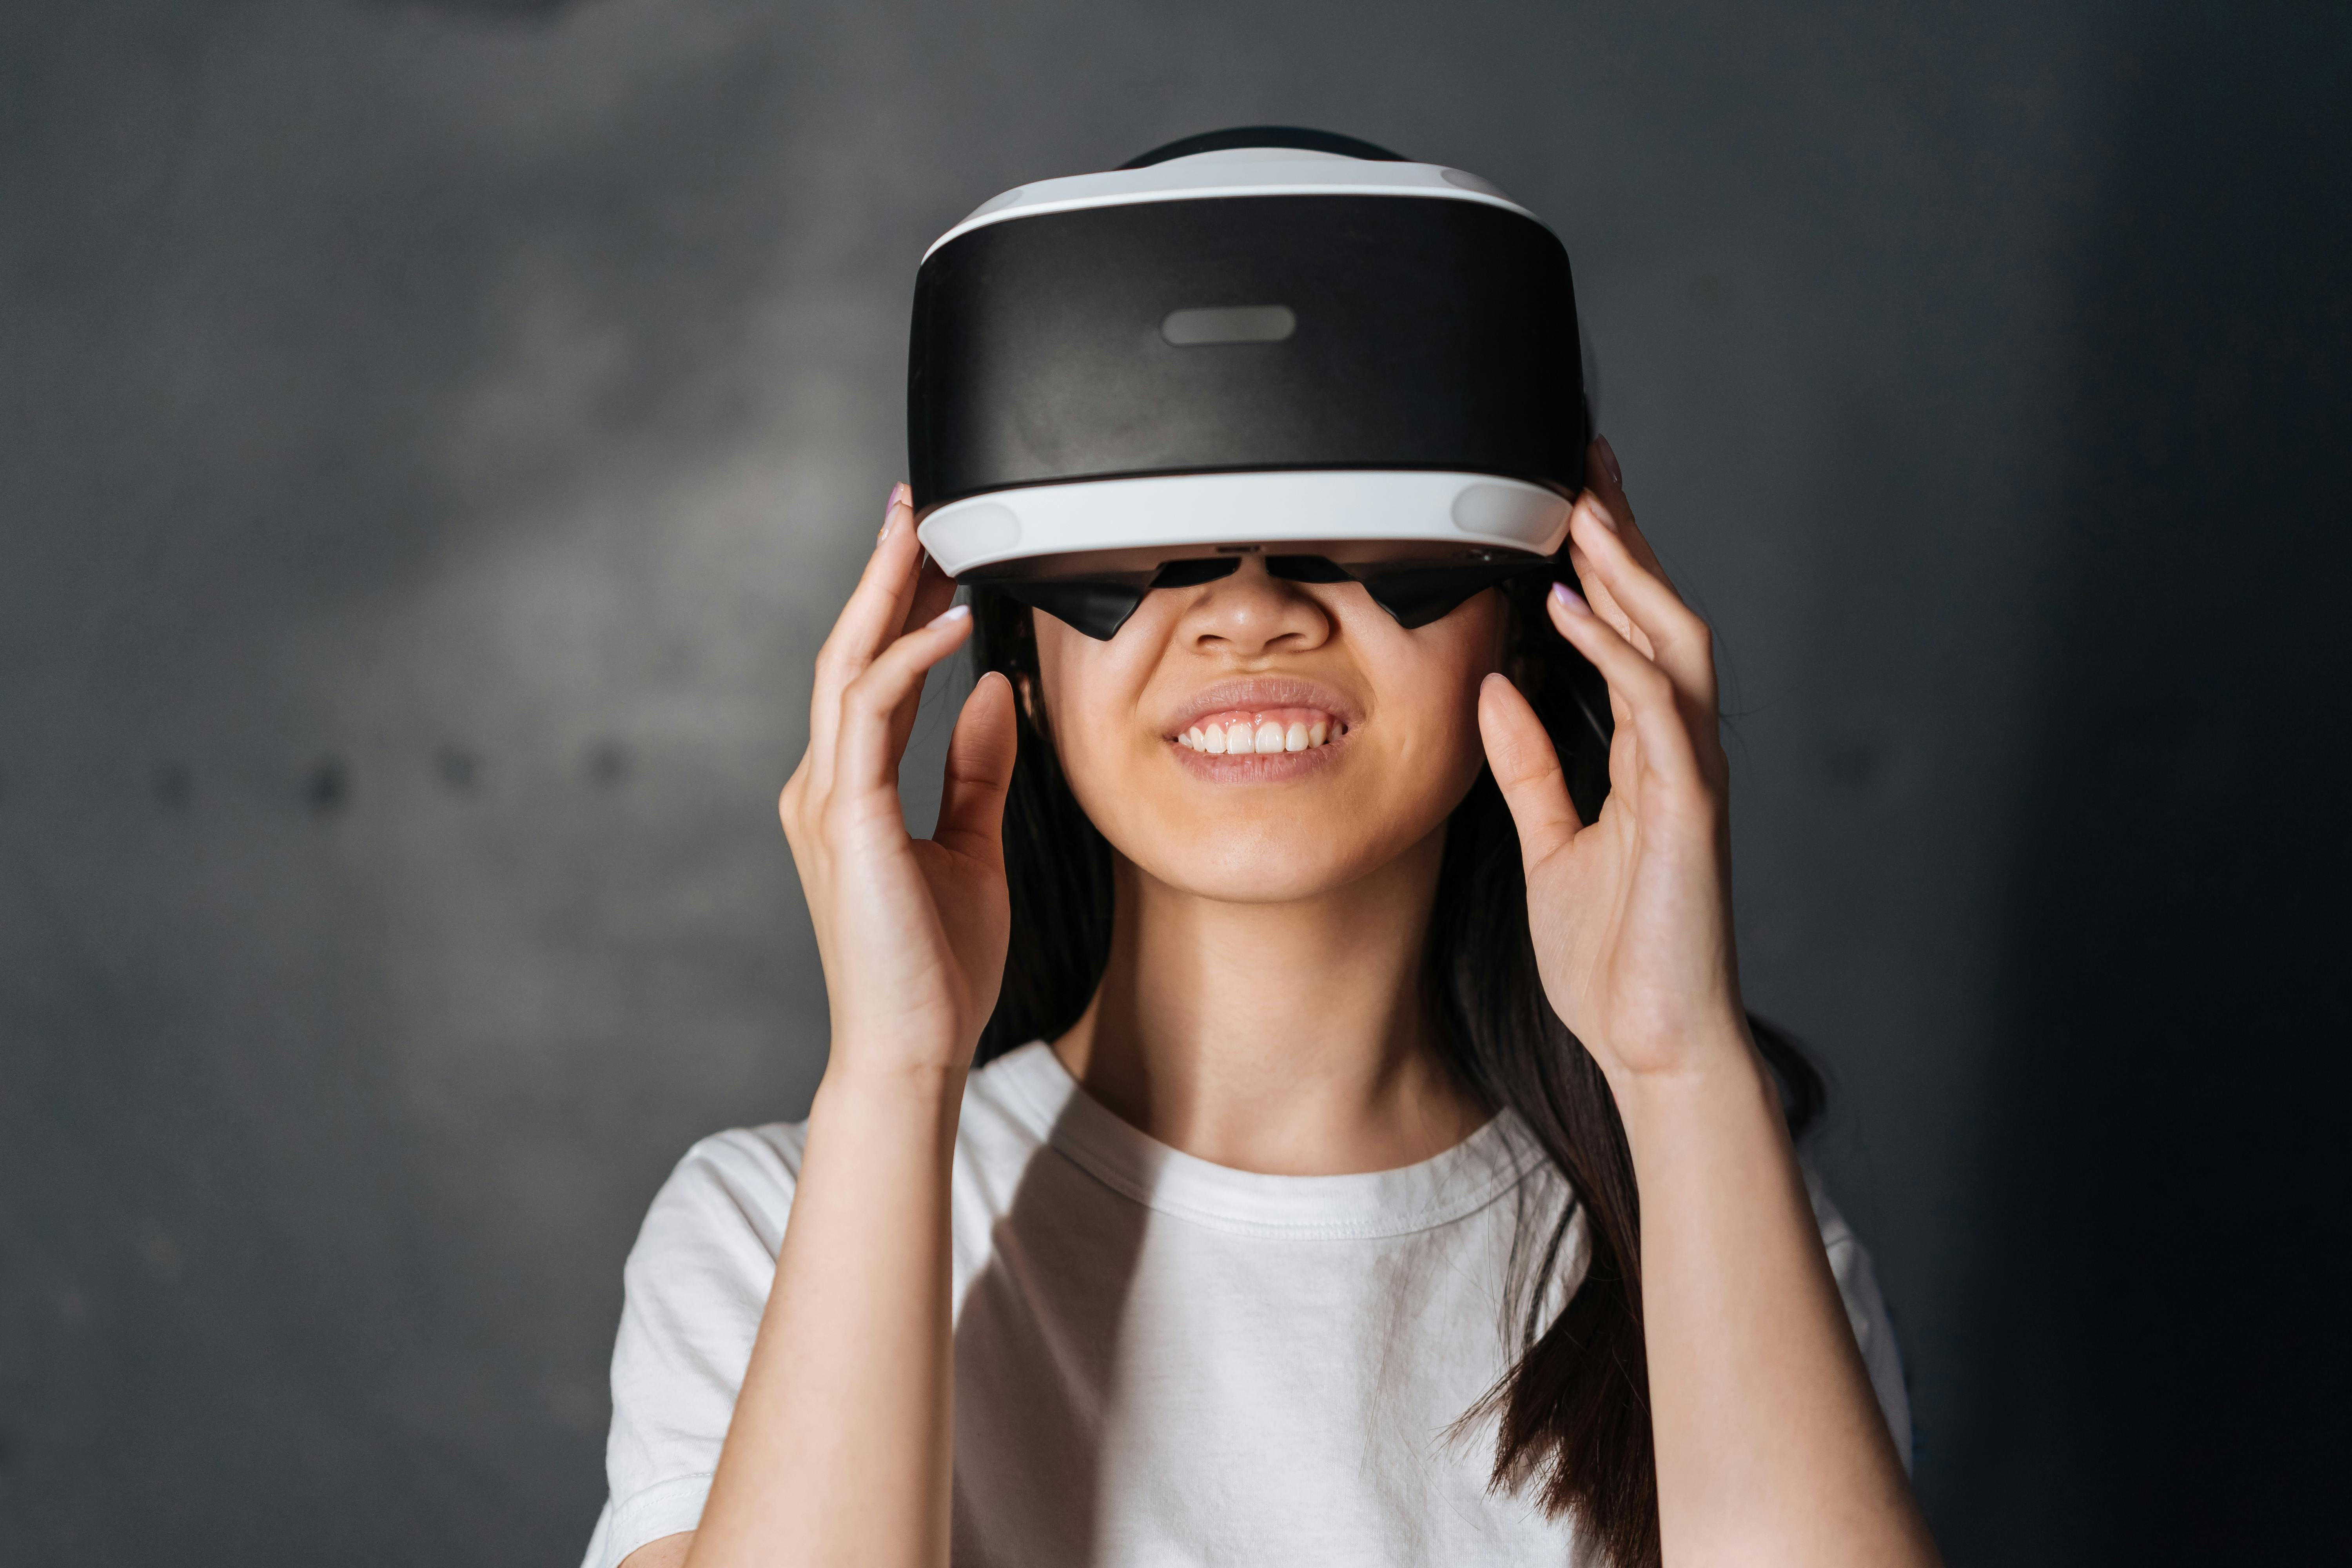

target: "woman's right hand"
[681,488,1012,1568]
[777,483,1019,1083]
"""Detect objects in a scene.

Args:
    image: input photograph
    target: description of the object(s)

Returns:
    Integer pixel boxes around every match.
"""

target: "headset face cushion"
[983,555,1541,640]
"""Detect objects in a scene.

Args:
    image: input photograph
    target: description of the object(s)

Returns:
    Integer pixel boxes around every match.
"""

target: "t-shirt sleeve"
[580,1126,802,1568]
[1805,1170,1915,1474]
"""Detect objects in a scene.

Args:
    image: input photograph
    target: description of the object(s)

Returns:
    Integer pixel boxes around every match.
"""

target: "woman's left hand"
[1486,440,1941,1565]
[1478,436,1751,1082]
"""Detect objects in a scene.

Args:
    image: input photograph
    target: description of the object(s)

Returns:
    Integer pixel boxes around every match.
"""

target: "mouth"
[1161,678,1355,774]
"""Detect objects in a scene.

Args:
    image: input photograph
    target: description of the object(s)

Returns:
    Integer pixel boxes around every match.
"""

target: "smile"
[1173,707,1340,755]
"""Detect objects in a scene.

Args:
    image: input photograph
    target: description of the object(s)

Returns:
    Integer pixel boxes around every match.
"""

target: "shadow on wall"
[1946,13,2350,1564]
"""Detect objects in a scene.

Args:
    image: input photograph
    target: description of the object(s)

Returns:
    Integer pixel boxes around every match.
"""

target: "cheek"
[1369,622,1505,816]
[1033,610,1165,807]
[1329,594,1506,836]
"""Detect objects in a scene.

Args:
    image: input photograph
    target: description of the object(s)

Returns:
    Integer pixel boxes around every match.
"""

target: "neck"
[1051,827,1487,1175]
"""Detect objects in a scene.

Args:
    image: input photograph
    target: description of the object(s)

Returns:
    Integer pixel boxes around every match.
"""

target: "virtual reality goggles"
[907,127,1590,640]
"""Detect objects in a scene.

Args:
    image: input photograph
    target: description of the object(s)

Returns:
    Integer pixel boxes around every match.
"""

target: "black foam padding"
[1354,562,1537,628]
[982,554,1542,641]
[1264,554,1354,583]
[908,195,1587,510]
[984,577,1151,641]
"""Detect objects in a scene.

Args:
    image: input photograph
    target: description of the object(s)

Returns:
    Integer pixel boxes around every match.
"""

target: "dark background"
[3,2,2346,1562]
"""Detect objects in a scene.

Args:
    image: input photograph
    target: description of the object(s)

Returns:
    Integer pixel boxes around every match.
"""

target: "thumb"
[1478,671,1583,872]
[933,671,1018,866]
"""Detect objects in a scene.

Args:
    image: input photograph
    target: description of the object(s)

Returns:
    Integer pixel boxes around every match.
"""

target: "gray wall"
[2,2,2344,1562]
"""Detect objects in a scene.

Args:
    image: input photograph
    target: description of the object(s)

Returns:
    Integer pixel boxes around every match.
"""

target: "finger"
[806,483,927,790]
[1552,552,1646,780]
[1544,582,1708,795]
[900,552,960,635]
[1478,671,1584,870]
[1565,537,1651,658]
[1567,497,1717,710]
[834,604,976,799]
[827,485,929,673]
[933,671,1018,866]
[1553,599,1648,807]
[886,555,963,760]
[1584,435,1679,592]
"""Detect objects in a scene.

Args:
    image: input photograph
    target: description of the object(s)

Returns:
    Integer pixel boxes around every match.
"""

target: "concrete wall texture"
[2,2,2345,1562]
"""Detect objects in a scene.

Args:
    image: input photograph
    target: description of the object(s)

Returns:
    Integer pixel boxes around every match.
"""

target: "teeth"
[1175,709,1342,755]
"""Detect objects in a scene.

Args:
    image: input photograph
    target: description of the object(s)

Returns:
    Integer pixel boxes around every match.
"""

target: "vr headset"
[907,127,1589,640]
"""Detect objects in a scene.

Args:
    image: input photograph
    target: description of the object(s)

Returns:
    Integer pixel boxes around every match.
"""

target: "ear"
[1013,605,1053,730]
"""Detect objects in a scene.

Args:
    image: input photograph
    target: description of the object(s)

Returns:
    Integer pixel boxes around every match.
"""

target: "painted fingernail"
[929,603,971,629]
[1583,497,1620,534]
[877,482,910,544]
[1595,434,1622,486]
[1550,581,1590,615]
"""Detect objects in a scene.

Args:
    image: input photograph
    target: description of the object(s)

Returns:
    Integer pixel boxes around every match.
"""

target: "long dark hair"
[969,568,1823,1568]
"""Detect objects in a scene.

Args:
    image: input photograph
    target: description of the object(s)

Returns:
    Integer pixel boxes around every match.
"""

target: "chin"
[1109,803,1408,904]
[1140,851,1374,905]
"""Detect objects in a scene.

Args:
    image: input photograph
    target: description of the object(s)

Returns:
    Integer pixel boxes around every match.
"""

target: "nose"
[1177,555,1333,657]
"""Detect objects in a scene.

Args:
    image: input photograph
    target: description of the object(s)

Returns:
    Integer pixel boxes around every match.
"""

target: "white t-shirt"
[583,1041,1910,1568]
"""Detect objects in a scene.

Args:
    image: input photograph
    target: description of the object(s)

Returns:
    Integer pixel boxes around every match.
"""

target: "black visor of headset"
[976,554,1547,641]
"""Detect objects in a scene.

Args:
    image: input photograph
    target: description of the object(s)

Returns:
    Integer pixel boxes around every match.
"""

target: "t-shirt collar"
[985,1040,1548,1240]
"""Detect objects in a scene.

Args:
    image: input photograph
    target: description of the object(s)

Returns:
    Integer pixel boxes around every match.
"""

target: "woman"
[581,439,1940,1566]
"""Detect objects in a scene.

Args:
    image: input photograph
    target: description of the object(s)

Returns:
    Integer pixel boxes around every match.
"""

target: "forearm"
[1613,1031,1937,1568]
[685,1062,964,1568]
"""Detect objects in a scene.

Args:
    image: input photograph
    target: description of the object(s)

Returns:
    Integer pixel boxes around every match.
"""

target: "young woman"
[581,439,1940,1568]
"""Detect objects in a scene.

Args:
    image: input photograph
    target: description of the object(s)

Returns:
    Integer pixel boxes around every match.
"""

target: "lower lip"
[1167,730,1350,782]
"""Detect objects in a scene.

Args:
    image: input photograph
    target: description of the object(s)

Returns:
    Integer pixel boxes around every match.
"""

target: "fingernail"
[929,603,971,629]
[1550,581,1590,615]
[1595,434,1622,486]
[1583,497,1619,534]
[877,482,910,544]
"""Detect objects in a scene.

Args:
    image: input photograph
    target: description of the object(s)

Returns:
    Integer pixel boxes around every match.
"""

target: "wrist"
[811,1054,968,1142]
[1602,1020,1780,1142]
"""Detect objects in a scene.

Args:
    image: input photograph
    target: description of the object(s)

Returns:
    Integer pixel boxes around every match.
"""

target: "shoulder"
[588,1053,1057,1568]
[630,1046,1056,1266]
[1800,1169,1880,1338]
[1801,1167,1915,1473]
[594,1128,807,1568]
[629,1122,810,1267]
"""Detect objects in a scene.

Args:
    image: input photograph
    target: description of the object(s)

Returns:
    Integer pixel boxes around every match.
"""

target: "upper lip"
[1161,676,1359,739]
